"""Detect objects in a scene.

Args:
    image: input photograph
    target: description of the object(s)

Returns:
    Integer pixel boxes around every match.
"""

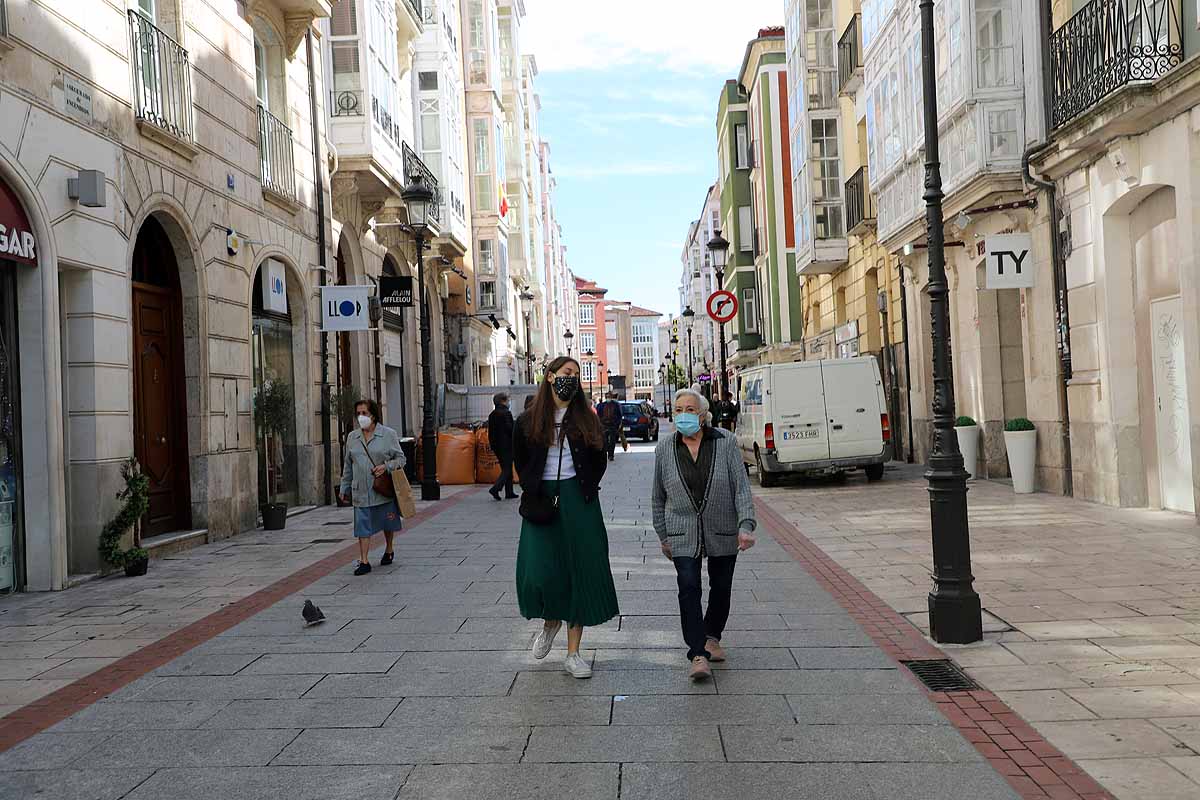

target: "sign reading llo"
[321,285,372,332]
[379,275,414,308]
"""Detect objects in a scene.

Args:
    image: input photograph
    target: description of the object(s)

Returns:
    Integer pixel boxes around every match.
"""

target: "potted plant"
[98,458,151,578]
[254,379,294,530]
[954,415,980,480]
[1004,417,1037,494]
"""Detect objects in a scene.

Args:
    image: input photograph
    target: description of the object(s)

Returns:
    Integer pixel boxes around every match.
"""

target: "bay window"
[472,118,493,212]
[976,0,1015,89]
[468,1,487,85]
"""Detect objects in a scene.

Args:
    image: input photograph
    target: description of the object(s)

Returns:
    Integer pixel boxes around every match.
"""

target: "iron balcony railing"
[402,141,443,230]
[258,104,297,202]
[845,166,875,234]
[837,13,863,96]
[128,10,194,143]
[1050,0,1184,128]
[330,89,363,117]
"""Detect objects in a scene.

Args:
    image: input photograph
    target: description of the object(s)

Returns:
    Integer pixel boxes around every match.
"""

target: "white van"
[736,357,892,487]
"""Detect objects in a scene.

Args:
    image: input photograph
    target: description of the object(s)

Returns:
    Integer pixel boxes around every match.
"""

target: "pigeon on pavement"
[302,599,326,627]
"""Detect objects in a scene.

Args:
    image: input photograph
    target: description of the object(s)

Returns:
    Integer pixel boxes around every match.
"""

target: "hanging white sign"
[262,258,288,314]
[321,285,372,331]
[985,234,1034,289]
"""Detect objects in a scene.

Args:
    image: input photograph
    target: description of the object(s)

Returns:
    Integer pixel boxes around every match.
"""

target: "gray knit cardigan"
[651,427,757,559]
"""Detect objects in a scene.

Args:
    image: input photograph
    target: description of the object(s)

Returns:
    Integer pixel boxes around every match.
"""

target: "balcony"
[402,142,442,233]
[837,14,863,97]
[258,104,297,204]
[128,10,195,151]
[1050,0,1183,129]
[844,166,875,235]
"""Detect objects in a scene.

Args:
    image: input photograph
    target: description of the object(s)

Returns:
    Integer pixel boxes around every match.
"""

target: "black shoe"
[354,562,371,576]
[489,488,502,501]
[505,493,519,500]
[380,552,394,566]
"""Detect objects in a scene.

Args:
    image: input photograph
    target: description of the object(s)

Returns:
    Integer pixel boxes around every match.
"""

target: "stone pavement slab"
[0,444,1033,799]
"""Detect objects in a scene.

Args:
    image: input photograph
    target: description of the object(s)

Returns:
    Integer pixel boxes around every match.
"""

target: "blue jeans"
[672,554,738,660]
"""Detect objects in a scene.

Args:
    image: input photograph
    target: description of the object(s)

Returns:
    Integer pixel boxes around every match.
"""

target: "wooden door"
[133,284,190,536]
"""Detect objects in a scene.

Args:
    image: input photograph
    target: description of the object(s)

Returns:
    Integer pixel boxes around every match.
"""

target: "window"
[582,361,596,382]
[810,118,843,239]
[580,332,596,352]
[420,99,441,156]
[605,320,617,339]
[368,0,400,144]
[478,239,494,274]
[480,280,496,309]
[987,108,1019,159]
[468,0,487,84]
[418,71,438,91]
[741,288,758,333]
[472,118,493,212]
[805,0,838,111]
[329,0,360,97]
[735,123,749,169]
[738,206,753,251]
[254,35,269,108]
[580,303,594,325]
[976,0,1015,89]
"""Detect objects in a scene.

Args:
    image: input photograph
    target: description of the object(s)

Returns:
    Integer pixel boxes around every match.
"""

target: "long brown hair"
[524,356,603,449]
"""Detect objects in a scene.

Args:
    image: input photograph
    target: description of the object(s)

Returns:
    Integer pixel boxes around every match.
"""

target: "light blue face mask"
[675,413,702,436]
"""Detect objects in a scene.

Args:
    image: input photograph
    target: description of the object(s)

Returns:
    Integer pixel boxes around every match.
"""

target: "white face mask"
[357,414,372,430]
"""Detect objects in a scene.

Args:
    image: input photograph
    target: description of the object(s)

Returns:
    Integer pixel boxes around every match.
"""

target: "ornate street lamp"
[584,349,596,401]
[681,305,696,385]
[520,287,535,383]
[402,173,440,501]
[564,329,574,356]
[919,0,982,643]
[668,334,679,421]
[707,230,731,400]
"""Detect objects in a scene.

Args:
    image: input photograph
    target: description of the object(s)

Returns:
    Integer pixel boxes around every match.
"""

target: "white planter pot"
[1004,430,1037,494]
[955,425,979,480]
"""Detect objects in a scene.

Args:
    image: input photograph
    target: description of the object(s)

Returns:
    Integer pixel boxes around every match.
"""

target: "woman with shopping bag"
[339,398,407,576]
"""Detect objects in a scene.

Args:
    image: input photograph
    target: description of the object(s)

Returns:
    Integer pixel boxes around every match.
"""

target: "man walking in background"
[488,393,518,501]
[596,392,623,461]
[716,390,739,432]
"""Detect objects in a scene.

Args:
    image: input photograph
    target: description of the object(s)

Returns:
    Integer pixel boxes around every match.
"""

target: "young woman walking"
[652,388,756,681]
[339,399,406,576]
[513,356,619,678]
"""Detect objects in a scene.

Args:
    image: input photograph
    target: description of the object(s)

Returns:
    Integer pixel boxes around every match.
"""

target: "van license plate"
[782,429,819,440]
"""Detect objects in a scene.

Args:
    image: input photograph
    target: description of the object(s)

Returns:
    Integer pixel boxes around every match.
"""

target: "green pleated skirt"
[516,478,620,627]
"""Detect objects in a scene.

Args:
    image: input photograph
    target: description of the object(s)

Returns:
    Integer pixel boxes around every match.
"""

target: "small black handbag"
[519,435,565,525]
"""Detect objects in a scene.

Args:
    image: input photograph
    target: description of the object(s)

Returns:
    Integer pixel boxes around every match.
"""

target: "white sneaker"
[563,652,593,679]
[531,623,561,660]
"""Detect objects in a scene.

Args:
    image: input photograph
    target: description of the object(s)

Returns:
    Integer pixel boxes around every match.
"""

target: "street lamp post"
[564,329,574,356]
[598,361,605,400]
[682,305,696,385]
[584,349,596,402]
[402,174,440,502]
[707,231,731,400]
[520,287,535,383]
[669,334,679,421]
[919,0,982,644]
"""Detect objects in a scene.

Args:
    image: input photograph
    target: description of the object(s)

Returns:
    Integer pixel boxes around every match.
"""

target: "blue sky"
[523,1,785,318]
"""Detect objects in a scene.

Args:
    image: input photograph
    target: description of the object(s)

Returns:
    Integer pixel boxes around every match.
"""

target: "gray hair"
[673,387,712,425]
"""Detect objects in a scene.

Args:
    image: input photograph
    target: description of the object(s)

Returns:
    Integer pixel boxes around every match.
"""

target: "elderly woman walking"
[339,399,406,576]
[652,387,756,681]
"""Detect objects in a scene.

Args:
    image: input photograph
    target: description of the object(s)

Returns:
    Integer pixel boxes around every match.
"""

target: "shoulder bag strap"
[551,425,565,507]
[360,437,377,467]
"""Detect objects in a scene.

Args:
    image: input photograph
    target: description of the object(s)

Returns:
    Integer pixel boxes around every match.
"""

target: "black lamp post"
[707,230,730,400]
[669,333,679,421]
[681,305,696,385]
[919,0,982,644]
[520,287,535,383]
[402,173,440,502]
[564,329,574,356]
[584,349,596,401]
[598,361,605,400]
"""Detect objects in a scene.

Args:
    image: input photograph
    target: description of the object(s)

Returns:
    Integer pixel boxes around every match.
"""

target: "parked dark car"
[621,401,660,442]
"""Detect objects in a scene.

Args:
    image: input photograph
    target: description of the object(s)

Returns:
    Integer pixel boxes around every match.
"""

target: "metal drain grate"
[309,538,343,544]
[902,659,980,692]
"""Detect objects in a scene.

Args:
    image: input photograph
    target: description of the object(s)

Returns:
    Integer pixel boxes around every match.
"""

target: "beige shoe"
[706,638,726,663]
[689,655,712,682]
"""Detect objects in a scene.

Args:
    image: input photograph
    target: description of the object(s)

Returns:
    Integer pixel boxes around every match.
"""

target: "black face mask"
[552,376,579,402]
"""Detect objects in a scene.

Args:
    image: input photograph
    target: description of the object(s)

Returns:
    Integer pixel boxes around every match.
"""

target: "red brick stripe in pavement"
[0,490,479,754]
[755,499,1115,800]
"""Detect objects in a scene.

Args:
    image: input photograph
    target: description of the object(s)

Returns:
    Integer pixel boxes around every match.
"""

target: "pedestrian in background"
[487,392,518,501]
[339,399,406,576]
[652,387,756,680]
[716,390,740,432]
[514,356,619,678]
[596,392,623,461]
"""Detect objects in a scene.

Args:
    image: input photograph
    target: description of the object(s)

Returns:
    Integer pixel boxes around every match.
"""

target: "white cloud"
[554,161,705,179]
[522,1,786,74]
